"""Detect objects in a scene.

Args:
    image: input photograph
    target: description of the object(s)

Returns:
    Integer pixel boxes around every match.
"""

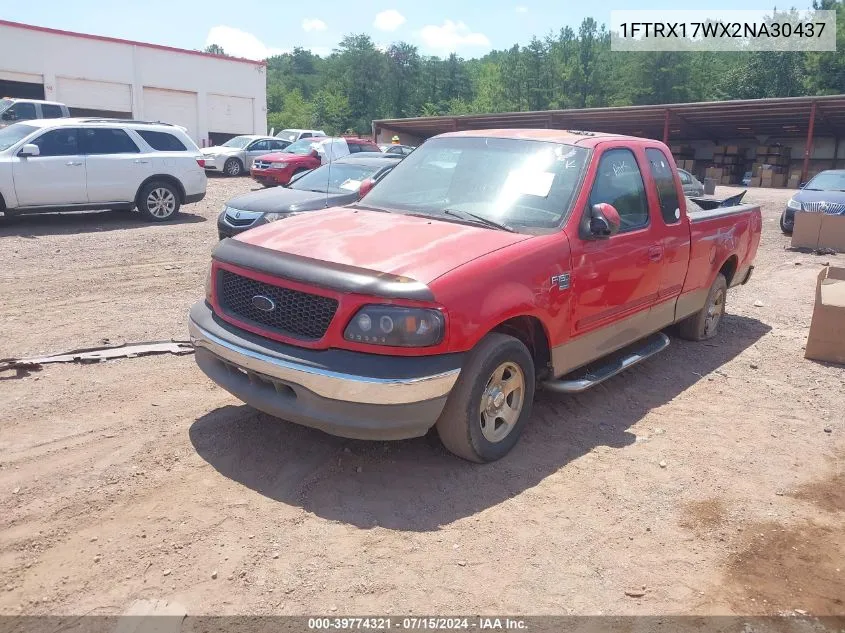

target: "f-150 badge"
[551,273,571,290]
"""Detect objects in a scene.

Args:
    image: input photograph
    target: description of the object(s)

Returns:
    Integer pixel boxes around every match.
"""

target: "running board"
[542,332,670,394]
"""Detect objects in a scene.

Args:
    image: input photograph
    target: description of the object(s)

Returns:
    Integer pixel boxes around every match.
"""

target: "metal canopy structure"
[373,94,845,182]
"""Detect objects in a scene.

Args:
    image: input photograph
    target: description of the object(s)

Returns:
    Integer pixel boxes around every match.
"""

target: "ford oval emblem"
[251,295,275,312]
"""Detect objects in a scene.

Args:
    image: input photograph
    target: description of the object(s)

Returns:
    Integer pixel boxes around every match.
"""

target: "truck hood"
[227,187,356,214]
[234,207,533,285]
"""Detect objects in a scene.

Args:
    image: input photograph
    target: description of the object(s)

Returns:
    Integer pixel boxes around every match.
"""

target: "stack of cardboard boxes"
[706,145,746,185]
[749,145,791,188]
[670,145,696,174]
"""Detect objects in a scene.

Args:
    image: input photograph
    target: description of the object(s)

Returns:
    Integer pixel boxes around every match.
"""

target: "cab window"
[646,148,682,224]
[2,102,37,122]
[588,148,650,232]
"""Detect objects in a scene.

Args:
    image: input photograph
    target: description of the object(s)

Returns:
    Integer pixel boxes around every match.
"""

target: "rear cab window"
[645,148,682,224]
[137,130,187,151]
[40,104,64,119]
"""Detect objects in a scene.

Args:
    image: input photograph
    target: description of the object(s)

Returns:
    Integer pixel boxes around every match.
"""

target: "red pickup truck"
[189,129,761,462]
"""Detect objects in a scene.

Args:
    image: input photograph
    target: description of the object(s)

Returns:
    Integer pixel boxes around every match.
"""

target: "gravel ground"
[0,178,843,617]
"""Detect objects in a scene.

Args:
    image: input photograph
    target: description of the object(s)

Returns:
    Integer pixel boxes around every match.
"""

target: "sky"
[2,0,816,60]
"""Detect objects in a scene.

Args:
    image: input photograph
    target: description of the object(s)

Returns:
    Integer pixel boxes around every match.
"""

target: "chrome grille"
[802,201,845,214]
[254,160,272,170]
[217,269,338,341]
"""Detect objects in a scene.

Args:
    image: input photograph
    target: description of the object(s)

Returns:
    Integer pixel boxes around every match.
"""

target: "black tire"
[780,211,794,235]
[224,158,243,177]
[678,273,728,341]
[435,333,535,463]
[136,181,181,222]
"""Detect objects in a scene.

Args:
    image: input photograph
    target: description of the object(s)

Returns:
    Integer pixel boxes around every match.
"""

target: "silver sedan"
[201,135,291,177]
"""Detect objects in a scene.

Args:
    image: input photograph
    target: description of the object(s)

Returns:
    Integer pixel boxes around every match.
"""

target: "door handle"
[648,246,664,262]
[134,159,151,164]
[65,161,83,166]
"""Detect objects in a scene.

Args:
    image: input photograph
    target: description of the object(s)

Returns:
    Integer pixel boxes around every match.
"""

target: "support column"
[802,102,817,183]
[833,136,841,169]
[662,108,670,144]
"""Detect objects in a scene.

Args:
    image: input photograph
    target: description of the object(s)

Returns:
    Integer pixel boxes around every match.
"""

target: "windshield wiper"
[349,203,394,213]
[442,208,516,232]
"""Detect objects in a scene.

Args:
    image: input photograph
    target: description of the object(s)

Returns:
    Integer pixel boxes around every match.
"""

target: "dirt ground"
[1,178,843,618]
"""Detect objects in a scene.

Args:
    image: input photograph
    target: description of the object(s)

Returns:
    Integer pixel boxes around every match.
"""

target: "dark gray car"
[678,168,705,196]
[780,169,845,234]
[217,154,399,239]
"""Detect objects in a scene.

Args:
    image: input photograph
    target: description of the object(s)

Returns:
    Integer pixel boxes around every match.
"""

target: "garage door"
[142,88,198,141]
[208,94,254,135]
[57,77,132,113]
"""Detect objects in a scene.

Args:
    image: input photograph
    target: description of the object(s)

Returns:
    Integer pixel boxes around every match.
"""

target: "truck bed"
[688,202,760,223]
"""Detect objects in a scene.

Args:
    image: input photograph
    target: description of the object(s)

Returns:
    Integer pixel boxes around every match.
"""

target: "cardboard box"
[804,266,845,365]
[713,145,726,154]
[725,144,740,154]
[721,175,733,185]
[756,146,768,156]
[788,176,801,189]
[750,176,762,187]
[792,212,845,251]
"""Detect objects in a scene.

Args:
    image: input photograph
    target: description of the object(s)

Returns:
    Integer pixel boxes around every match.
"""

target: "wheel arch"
[135,175,187,205]
[718,254,739,286]
[489,314,552,381]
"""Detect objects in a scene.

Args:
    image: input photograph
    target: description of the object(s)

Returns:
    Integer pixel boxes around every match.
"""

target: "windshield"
[292,163,381,194]
[277,129,302,143]
[361,136,590,231]
[0,123,36,151]
[804,171,845,191]
[221,136,252,149]
[0,99,12,114]
[284,138,322,155]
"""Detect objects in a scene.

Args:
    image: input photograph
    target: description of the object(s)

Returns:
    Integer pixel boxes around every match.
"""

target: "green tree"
[204,43,226,55]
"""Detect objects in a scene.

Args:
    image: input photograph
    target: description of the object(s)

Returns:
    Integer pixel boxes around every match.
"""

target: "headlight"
[264,212,285,222]
[273,162,288,168]
[344,306,444,347]
[787,198,802,210]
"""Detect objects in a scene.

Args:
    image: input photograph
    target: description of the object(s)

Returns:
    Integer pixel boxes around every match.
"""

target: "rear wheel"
[678,273,727,341]
[224,158,243,177]
[435,333,535,463]
[137,181,181,222]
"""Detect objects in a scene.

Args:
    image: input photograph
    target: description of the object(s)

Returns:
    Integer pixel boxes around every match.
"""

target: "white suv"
[0,118,206,222]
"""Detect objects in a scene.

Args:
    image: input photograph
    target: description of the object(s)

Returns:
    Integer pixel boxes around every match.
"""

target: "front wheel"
[137,181,181,222]
[435,333,535,463]
[678,273,727,341]
[780,210,794,235]
[224,158,243,177]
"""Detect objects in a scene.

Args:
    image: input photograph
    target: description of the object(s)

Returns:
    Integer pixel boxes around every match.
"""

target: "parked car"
[274,128,327,143]
[217,154,400,239]
[0,118,206,221]
[678,168,705,196]
[201,135,290,177]
[780,169,845,234]
[189,129,761,462]
[0,98,70,128]
[250,136,380,187]
[379,143,416,157]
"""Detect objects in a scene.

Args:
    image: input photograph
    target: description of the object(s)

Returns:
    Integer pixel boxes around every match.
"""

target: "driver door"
[244,139,271,169]
[563,146,662,372]
[12,127,88,206]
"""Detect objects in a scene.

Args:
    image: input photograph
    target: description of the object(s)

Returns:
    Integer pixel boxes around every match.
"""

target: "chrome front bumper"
[188,308,460,406]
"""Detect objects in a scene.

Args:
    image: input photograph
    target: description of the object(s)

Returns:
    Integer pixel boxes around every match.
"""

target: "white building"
[0,19,267,146]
